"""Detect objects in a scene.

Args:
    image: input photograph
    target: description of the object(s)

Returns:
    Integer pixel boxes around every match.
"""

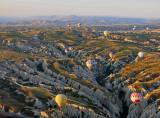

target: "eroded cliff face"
[0,37,159,118]
[105,54,160,118]
[0,58,120,117]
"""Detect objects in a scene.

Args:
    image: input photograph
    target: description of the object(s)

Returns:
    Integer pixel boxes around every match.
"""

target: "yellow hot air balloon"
[104,31,108,37]
[55,94,67,109]
[78,23,81,28]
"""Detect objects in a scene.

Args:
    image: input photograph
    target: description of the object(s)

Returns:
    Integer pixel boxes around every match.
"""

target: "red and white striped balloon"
[130,93,142,103]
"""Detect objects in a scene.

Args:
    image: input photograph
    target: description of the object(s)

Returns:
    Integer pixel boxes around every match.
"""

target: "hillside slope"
[0,26,159,118]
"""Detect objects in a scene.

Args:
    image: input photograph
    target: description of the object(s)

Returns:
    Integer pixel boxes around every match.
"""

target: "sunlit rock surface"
[0,27,160,118]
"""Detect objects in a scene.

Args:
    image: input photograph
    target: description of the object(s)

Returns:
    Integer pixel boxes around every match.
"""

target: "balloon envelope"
[86,60,95,70]
[138,52,145,58]
[78,23,81,28]
[65,49,70,54]
[68,24,71,27]
[109,52,115,58]
[104,31,108,37]
[131,93,142,103]
[55,94,67,108]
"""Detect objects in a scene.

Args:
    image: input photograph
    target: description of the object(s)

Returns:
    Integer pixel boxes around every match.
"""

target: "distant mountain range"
[0,15,160,26]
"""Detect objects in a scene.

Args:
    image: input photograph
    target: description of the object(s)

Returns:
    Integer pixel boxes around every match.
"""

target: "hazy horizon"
[0,14,160,20]
[0,0,160,18]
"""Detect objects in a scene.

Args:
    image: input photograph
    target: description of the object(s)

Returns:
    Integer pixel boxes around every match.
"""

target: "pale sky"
[0,0,159,18]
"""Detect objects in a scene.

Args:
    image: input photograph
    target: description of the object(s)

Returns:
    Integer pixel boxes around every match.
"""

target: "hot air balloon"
[133,27,135,31]
[146,27,149,30]
[131,93,142,104]
[138,52,145,59]
[55,94,67,109]
[104,31,108,37]
[65,48,70,54]
[78,23,81,28]
[109,52,116,59]
[86,60,96,71]
[68,24,71,27]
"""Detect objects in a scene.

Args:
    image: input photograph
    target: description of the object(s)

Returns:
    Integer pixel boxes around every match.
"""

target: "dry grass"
[21,86,54,99]
[54,61,77,79]
[58,43,66,48]
[120,54,160,100]
[144,88,160,100]
[82,80,91,84]
[0,50,47,63]
[21,86,35,98]
[85,40,100,45]
[0,90,27,112]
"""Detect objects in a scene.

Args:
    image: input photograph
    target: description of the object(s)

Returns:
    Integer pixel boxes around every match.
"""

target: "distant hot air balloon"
[109,52,116,59]
[133,27,135,31]
[146,27,149,30]
[86,60,96,71]
[138,52,145,59]
[55,94,67,109]
[65,48,70,54]
[131,93,142,104]
[68,24,71,27]
[104,31,108,37]
[78,23,81,28]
